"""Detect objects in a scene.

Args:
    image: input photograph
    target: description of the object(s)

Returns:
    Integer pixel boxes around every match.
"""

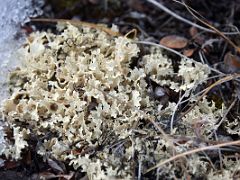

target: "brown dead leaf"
[160,35,188,49]
[183,49,195,57]
[189,26,205,45]
[224,52,240,72]
[189,27,198,37]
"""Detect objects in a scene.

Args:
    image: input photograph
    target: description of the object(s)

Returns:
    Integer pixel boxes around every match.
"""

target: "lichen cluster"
[1,24,229,179]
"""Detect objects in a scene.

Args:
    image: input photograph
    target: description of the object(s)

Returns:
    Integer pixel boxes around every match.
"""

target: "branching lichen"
[1,24,229,179]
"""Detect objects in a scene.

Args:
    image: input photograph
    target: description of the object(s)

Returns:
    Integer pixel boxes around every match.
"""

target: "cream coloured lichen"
[2,24,144,178]
[0,23,227,179]
[141,48,210,92]
[3,127,29,159]
[181,97,225,138]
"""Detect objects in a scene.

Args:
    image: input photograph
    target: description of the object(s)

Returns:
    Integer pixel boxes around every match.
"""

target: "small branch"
[135,40,224,75]
[179,74,240,120]
[215,98,237,130]
[145,0,239,35]
[30,18,121,36]
[145,139,240,173]
[175,0,240,53]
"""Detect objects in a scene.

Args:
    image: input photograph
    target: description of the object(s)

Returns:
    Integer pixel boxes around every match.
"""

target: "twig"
[137,156,142,180]
[116,22,150,37]
[135,40,224,75]
[30,18,121,36]
[215,98,237,131]
[145,0,240,35]
[124,28,138,39]
[178,74,226,105]
[170,74,225,133]
[173,0,240,53]
[170,89,191,134]
[213,130,223,171]
[179,74,240,120]
[145,139,240,173]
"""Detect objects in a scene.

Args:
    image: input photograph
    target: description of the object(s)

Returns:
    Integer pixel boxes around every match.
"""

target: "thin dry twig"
[178,74,226,105]
[30,18,121,36]
[173,0,240,53]
[170,74,225,133]
[170,89,191,134]
[124,28,138,39]
[135,40,224,75]
[135,41,240,134]
[215,98,237,131]
[213,130,223,171]
[145,0,240,35]
[137,156,142,180]
[117,22,150,37]
[179,73,240,120]
[145,139,240,173]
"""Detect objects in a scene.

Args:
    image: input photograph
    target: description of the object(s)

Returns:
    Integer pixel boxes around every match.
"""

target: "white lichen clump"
[142,48,210,92]
[0,0,44,94]
[1,24,221,178]
[0,0,44,167]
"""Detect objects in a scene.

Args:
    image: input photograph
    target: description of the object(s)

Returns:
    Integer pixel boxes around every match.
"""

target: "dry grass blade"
[135,40,224,75]
[215,98,237,131]
[124,28,138,39]
[145,139,240,174]
[147,115,171,142]
[179,73,240,120]
[30,18,121,36]
[173,0,240,53]
[146,0,240,35]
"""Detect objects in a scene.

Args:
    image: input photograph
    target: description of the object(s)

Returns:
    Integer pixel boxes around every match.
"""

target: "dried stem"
[145,139,240,173]
[174,0,240,53]
[135,40,224,75]
[145,0,240,35]
[179,73,240,120]
[30,18,121,36]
